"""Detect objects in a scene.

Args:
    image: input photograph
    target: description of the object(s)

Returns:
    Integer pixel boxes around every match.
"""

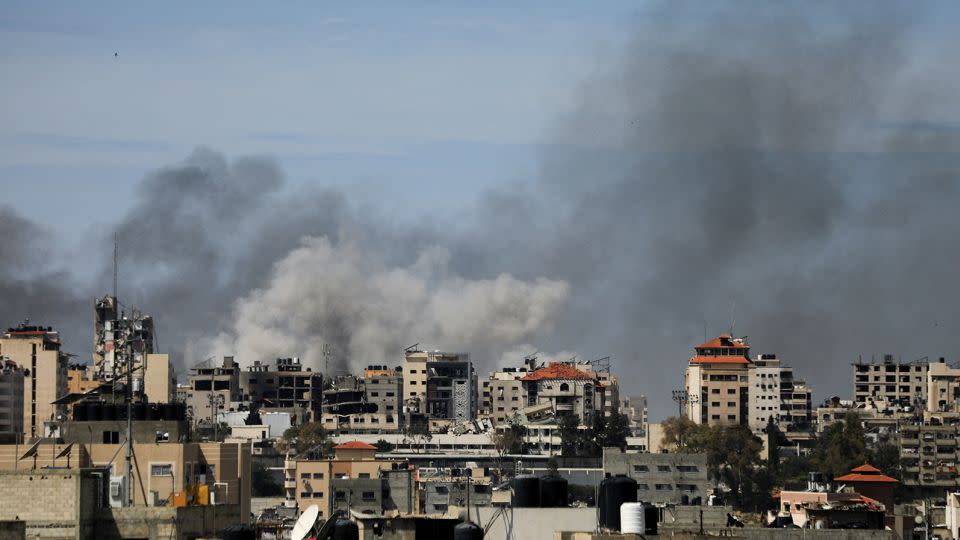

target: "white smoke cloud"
[201,236,570,372]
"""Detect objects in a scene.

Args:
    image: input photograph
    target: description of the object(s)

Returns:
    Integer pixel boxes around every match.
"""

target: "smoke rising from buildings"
[1,3,959,417]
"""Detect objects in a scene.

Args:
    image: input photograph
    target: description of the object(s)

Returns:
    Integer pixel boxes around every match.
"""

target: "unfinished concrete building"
[239,357,323,419]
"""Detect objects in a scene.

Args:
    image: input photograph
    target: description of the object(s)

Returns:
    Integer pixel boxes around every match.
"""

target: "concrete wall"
[0,521,25,540]
[602,448,709,504]
[474,506,597,540]
[98,504,242,540]
[0,468,102,540]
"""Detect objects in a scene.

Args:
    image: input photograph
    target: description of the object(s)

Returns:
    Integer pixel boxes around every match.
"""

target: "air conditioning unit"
[108,476,127,508]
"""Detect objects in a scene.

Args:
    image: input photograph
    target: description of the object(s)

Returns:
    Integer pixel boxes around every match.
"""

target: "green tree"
[869,440,901,479]
[810,411,869,478]
[600,412,631,451]
[558,413,582,456]
[374,439,396,453]
[251,461,283,496]
[661,416,702,451]
[281,422,333,458]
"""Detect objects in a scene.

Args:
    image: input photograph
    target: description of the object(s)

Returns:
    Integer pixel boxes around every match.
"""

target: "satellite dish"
[291,504,320,540]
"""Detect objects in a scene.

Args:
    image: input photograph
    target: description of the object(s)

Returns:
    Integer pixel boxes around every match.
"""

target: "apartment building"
[66,364,99,395]
[240,357,323,418]
[185,356,242,425]
[928,358,960,412]
[602,448,709,504]
[0,359,24,443]
[0,322,69,441]
[898,412,960,498]
[852,355,927,407]
[363,365,402,430]
[684,335,751,426]
[0,441,251,515]
[521,362,603,425]
[284,441,407,517]
[402,348,476,422]
[480,368,530,425]
[620,395,648,437]
[748,354,813,435]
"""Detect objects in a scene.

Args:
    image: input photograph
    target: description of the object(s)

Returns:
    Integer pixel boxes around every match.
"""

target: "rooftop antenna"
[113,232,119,301]
[729,300,736,337]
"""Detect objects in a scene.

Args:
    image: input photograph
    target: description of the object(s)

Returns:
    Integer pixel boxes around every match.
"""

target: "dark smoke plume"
[2,3,959,420]
[457,2,960,417]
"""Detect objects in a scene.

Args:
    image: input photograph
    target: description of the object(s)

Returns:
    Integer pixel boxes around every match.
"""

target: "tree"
[374,439,395,453]
[810,411,869,479]
[281,422,332,458]
[558,413,583,457]
[405,421,432,453]
[661,416,703,452]
[600,411,631,450]
[251,461,283,496]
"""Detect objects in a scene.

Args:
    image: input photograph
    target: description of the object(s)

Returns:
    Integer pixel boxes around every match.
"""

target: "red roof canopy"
[835,463,897,484]
[335,441,377,450]
[690,355,751,365]
[520,362,598,382]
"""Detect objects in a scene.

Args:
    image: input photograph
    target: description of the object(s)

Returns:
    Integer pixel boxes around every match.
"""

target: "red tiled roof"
[834,472,898,484]
[520,362,598,382]
[335,441,377,450]
[850,463,881,473]
[690,355,751,365]
[695,335,748,349]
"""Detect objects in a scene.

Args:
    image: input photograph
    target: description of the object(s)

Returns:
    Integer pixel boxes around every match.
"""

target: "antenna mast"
[113,232,119,301]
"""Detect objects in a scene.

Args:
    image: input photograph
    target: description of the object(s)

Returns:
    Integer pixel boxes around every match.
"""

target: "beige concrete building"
[684,335,751,426]
[186,356,242,425]
[402,348,475,421]
[480,368,530,425]
[66,364,99,395]
[852,355,927,407]
[284,440,404,517]
[0,441,251,516]
[928,358,960,412]
[144,353,176,404]
[520,362,603,425]
[0,359,24,443]
[0,323,69,441]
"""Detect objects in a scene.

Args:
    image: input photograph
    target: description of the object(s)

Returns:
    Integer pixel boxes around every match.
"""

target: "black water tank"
[333,519,359,540]
[88,403,103,421]
[602,475,637,532]
[147,404,162,421]
[681,494,690,505]
[692,496,702,506]
[598,476,612,529]
[540,476,568,507]
[219,524,255,540]
[132,403,147,421]
[511,475,540,507]
[73,402,88,422]
[454,521,484,540]
[644,505,659,535]
[161,403,178,421]
[102,403,117,421]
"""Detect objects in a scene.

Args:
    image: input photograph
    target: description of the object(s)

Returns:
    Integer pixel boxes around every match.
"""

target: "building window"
[362,491,376,501]
[313,492,324,498]
[359,473,371,479]
[560,383,570,391]
[312,473,324,479]
[727,389,736,394]
[151,464,173,476]
[633,465,649,472]
[301,473,310,479]
[433,504,448,512]
[711,389,720,394]
[435,486,449,494]
[677,465,699,473]
[335,491,346,502]
[655,484,673,491]
[657,465,671,472]
[301,492,311,498]
[727,415,736,421]
[637,483,649,491]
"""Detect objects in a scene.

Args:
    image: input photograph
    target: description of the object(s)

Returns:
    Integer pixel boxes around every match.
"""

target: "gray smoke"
[2,2,958,419]
[456,2,960,417]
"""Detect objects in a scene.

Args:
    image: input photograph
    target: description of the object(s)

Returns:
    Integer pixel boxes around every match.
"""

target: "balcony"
[284,479,297,489]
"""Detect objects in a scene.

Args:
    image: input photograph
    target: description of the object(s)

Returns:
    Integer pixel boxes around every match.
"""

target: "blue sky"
[0,1,638,244]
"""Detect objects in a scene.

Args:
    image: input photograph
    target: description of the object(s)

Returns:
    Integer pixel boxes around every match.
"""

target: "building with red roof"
[834,463,897,521]
[684,335,752,427]
[520,362,605,425]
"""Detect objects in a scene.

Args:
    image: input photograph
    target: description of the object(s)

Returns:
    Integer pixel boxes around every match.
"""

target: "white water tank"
[620,502,646,534]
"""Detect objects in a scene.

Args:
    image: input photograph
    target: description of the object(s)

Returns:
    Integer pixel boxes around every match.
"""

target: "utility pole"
[124,329,134,506]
